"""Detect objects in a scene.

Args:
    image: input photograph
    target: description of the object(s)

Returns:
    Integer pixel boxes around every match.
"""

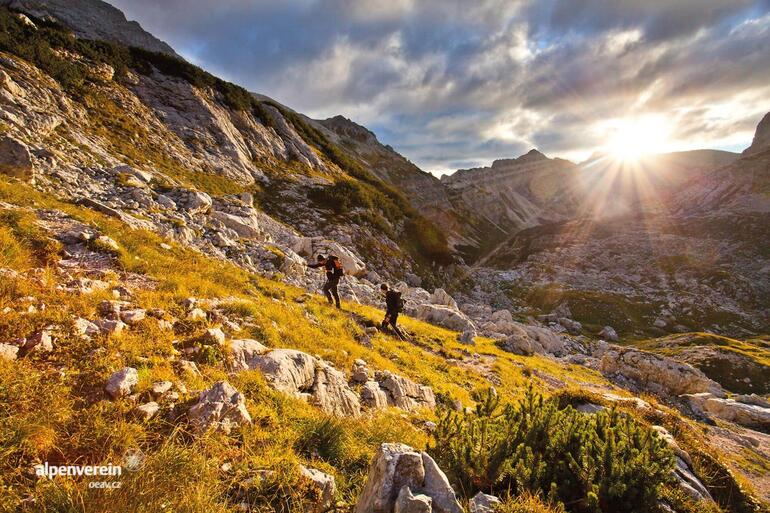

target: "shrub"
[429,387,675,513]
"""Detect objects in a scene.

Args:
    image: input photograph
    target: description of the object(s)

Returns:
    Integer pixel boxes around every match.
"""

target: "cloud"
[107,0,770,174]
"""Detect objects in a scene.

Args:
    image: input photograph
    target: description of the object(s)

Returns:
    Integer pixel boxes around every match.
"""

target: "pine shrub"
[429,387,675,513]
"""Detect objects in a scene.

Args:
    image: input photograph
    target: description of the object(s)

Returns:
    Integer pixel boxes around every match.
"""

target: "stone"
[119,309,146,325]
[598,326,619,342]
[105,367,138,399]
[94,319,126,336]
[24,330,53,353]
[458,329,476,345]
[375,371,436,411]
[187,308,207,321]
[0,343,19,361]
[683,393,770,430]
[229,339,269,371]
[252,349,316,395]
[150,381,173,397]
[94,235,120,252]
[429,288,458,310]
[558,317,582,334]
[469,492,502,513]
[355,443,426,513]
[600,346,725,397]
[188,381,252,434]
[361,380,389,410]
[490,309,513,324]
[184,191,213,214]
[652,426,712,502]
[420,452,463,513]
[312,362,362,417]
[414,304,475,333]
[395,486,432,513]
[73,318,103,338]
[176,359,202,376]
[211,210,261,238]
[202,327,226,346]
[299,465,336,513]
[0,135,33,180]
[133,401,160,421]
[351,359,370,384]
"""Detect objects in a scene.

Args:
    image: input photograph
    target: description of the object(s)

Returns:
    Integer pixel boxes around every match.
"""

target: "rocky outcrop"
[188,381,252,434]
[683,393,770,430]
[0,135,32,179]
[1,0,180,57]
[299,465,336,513]
[414,304,475,333]
[599,346,725,398]
[652,426,712,502]
[469,492,501,513]
[354,443,463,513]
[374,371,436,411]
[500,322,570,356]
[744,112,770,155]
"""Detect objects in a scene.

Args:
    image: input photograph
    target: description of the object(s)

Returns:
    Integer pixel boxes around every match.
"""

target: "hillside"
[0,2,769,513]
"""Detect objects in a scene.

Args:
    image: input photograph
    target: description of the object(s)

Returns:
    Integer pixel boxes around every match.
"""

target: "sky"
[108,0,770,176]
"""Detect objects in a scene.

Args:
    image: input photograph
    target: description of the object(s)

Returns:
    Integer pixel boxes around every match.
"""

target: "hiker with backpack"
[307,254,344,309]
[380,283,407,340]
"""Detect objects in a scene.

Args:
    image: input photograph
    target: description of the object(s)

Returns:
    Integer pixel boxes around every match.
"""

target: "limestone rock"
[299,465,336,513]
[229,338,268,371]
[105,367,138,399]
[119,308,146,325]
[469,492,502,513]
[354,443,462,513]
[684,393,770,430]
[395,486,432,513]
[252,349,316,395]
[202,327,226,346]
[598,326,619,342]
[414,304,475,333]
[375,370,436,411]
[361,380,389,410]
[429,288,458,310]
[600,346,724,397]
[0,135,33,180]
[150,381,173,397]
[312,362,362,417]
[0,343,19,361]
[188,381,252,434]
[132,401,160,421]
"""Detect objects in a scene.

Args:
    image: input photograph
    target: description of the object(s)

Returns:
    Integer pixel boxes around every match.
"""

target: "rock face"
[105,367,138,399]
[0,135,33,179]
[599,346,725,397]
[188,381,252,434]
[354,443,462,513]
[684,393,770,430]
[1,0,180,57]
[652,426,712,502]
[744,112,770,155]
[375,371,436,411]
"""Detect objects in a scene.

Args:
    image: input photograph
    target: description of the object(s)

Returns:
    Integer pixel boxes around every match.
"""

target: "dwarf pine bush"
[429,387,675,513]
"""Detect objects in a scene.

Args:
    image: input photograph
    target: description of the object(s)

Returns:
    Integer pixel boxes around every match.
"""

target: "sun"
[604,116,671,162]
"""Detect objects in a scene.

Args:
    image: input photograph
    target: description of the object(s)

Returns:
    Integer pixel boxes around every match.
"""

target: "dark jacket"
[385,290,402,314]
[309,258,342,281]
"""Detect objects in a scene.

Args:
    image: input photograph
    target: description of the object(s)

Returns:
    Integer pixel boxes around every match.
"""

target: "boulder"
[313,240,366,277]
[500,323,569,356]
[490,309,513,324]
[600,347,725,397]
[414,304,475,333]
[354,444,462,513]
[429,289,458,310]
[0,135,33,180]
[312,362,362,416]
[183,191,213,214]
[558,317,582,334]
[210,210,261,238]
[351,359,370,384]
[202,327,226,346]
[229,339,269,371]
[300,465,336,513]
[469,492,502,513]
[375,371,436,411]
[105,367,138,399]
[252,349,317,394]
[395,486,432,513]
[119,309,146,325]
[150,381,174,397]
[598,326,619,342]
[94,319,126,336]
[0,343,19,361]
[132,401,160,421]
[683,393,770,430]
[73,318,101,338]
[188,381,252,434]
[458,329,476,345]
[361,380,390,410]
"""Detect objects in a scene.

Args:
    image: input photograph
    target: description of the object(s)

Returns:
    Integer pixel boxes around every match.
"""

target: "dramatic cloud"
[108,0,770,174]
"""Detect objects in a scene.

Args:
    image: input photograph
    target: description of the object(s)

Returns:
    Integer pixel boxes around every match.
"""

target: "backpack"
[388,290,405,313]
[397,293,405,313]
[328,255,344,277]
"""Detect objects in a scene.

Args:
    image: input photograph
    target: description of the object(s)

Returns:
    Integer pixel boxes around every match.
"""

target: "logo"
[122,448,146,473]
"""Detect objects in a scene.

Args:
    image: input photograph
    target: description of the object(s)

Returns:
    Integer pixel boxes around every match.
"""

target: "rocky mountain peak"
[1,0,179,57]
[743,111,770,156]
[491,148,548,168]
[320,115,378,145]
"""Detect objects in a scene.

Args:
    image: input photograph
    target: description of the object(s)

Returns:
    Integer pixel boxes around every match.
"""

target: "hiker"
[307,254,343,308]
[380,283,407,340]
